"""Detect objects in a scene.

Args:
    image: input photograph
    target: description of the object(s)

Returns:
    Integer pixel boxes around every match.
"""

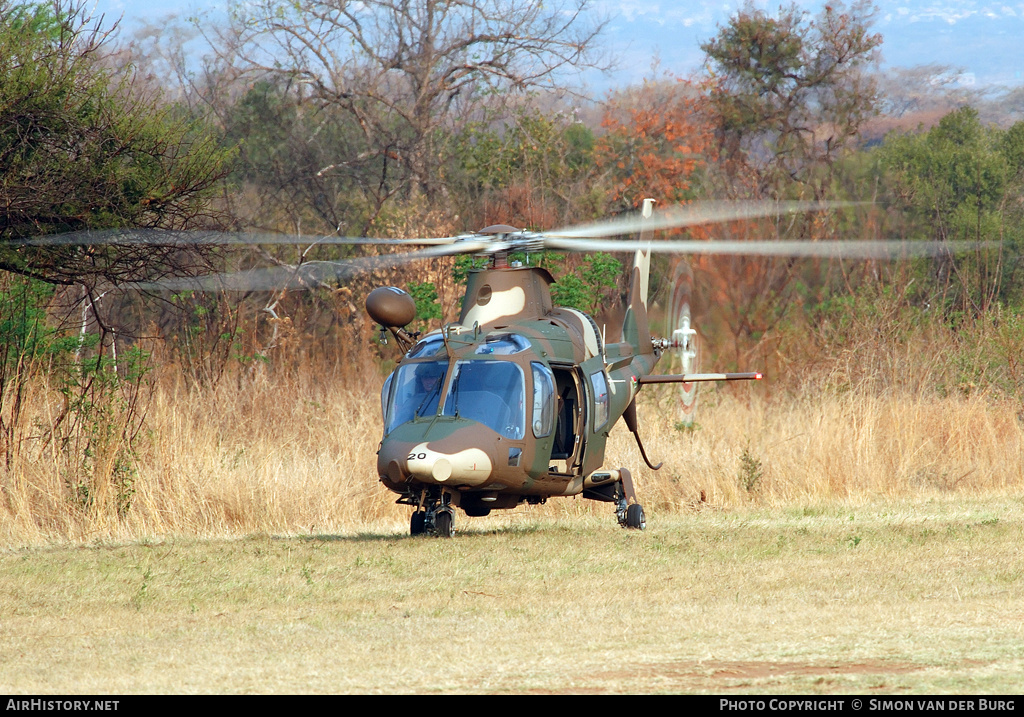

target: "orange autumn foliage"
[595,79,823,367]
[595,80,715,221]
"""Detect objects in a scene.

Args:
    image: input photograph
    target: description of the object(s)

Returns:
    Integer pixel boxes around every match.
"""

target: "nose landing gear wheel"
[409,491,456,537]
[410,511,426,536]
[433,509,455,538]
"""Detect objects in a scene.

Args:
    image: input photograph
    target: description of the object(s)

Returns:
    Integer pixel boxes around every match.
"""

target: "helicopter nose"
[386,441,494,487]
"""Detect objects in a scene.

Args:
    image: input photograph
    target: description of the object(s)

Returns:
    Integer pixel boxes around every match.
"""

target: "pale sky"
[86,0,1024,88]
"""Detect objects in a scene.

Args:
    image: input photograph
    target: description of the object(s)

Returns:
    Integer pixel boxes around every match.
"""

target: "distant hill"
[92,0,1024,96]
[875,5,1024,87]
[596,1,1024,91]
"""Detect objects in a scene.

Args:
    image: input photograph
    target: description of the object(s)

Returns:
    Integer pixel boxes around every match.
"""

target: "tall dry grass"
[3,351,1021,547]
[622,387,1024,510]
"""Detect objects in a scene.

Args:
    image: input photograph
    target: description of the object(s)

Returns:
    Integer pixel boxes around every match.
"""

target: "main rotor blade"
[128,241,494,291]
[544,201,848,239]
[9,229,464,247]
[10,200,848,247]
[542,237,998,258]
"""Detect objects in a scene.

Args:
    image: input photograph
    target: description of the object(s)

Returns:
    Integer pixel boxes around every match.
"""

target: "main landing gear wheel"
[614,468,646,530]
[625,503,646,530]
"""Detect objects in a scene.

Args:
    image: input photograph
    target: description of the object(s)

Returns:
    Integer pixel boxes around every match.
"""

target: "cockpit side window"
[380,372,394,427]
[385,361,447,434]
[589,370,609,431]
[531,362,555,438]
[406,334,446,359]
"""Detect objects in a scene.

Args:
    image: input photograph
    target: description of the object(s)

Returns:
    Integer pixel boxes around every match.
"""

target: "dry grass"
[2,366,1022,546]
[1,497,1022,693]
[3,361,1023,693]
[623,385,1024,511]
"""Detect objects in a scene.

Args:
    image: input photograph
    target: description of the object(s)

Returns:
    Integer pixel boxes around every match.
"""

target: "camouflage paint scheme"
[377,259,661,516]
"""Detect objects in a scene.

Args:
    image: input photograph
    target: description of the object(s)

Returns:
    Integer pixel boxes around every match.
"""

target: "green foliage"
[453,256,485,286]
[451,106,598,225]
[875,107,1024,311]
[880,108,1009,219]
[165,291,251,385]
[738,447,763,493]
[222,79,390,235]
[456,108,594,193]
[0,274,150,516]
[60,344,151,517]
[563,122,596,173]
[0,0,232,285]
[406,282,442,331]
[550,253,623,314]
[673,420,701,434]
[0,277,84,463]
[0,278,71,373]
[224,80,301,186]
[809,281,922,349]
[939,304,1024,400]
[5,0,62,36]
[549,273,591,313]
[798,276,1024,400]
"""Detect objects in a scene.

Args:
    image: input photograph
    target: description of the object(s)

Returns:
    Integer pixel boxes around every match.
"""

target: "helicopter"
[354,199,985,537]
[16,199,988,536]
[365,199,770,536]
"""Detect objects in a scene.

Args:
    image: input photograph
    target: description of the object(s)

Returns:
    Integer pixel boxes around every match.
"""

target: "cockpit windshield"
[443,360,525,439]
[384,359,526,439]
[384,361,447,434]
[406,334,445,359]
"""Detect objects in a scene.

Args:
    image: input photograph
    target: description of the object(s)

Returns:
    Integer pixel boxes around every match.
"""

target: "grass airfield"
[3,496,1022,694]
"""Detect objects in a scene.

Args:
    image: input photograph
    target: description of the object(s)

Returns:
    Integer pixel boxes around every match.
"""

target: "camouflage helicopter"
[365,200,768,537]
[353,199,978,537]
[18,199,984,536]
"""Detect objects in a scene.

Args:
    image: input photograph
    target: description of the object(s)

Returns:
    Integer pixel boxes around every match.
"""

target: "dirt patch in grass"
[520,660,989,694]
[635,659,925,687]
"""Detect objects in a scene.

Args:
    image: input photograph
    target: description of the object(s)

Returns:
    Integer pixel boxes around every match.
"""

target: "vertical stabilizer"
[621,199,655,353]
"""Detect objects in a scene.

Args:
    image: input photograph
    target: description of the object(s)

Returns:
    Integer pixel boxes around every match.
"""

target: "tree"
[0,1,236,483]
[595,79,711,213]
[452,104,599,230]
[875,107,1024,313]
[220,79,390,236]
[701,0,882,201]
[203,0,608,214]
[0,0,233,290]
[691,1,883,365]
[875,64,985,121]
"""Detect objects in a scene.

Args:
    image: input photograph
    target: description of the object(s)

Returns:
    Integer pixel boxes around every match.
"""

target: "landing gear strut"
[615,468,646,530]
[408,490,456,538]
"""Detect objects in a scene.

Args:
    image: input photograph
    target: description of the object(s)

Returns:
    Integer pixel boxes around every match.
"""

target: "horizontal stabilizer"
[639,372,762,385]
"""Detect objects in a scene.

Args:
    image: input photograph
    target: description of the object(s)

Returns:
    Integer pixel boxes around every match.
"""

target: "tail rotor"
[668,261,700,427]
